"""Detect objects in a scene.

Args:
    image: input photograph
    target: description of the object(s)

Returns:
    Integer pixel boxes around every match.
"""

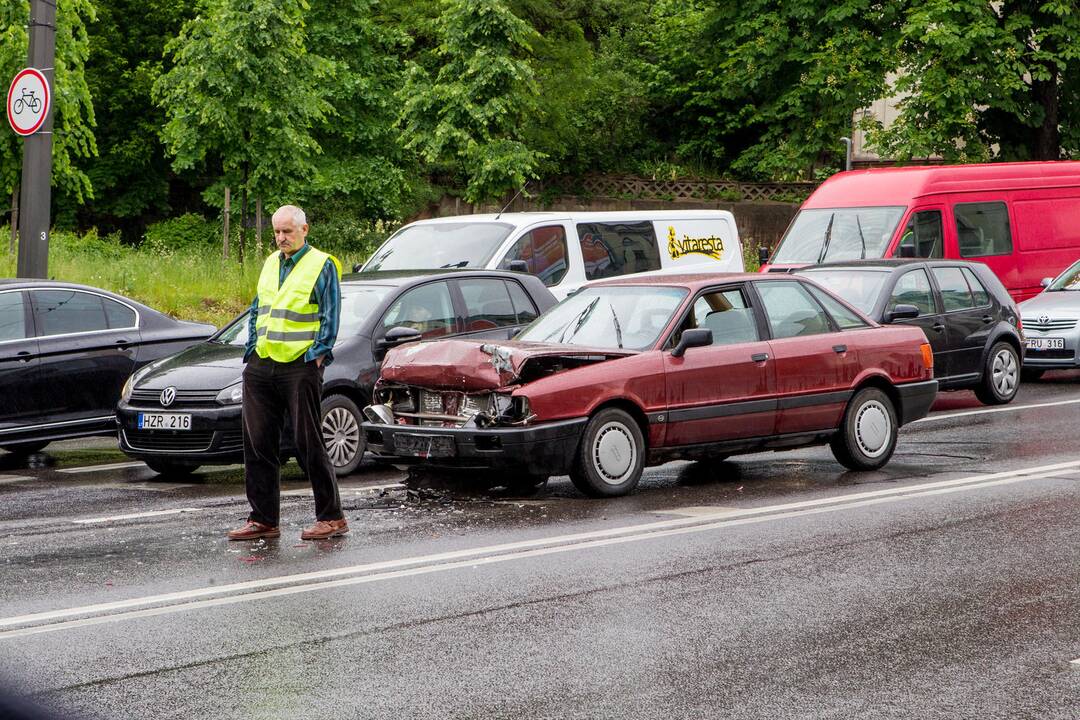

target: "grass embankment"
[0,229,378,327]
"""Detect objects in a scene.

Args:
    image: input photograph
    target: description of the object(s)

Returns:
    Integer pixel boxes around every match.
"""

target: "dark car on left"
[115,269,557,477]
[0,280,215,454]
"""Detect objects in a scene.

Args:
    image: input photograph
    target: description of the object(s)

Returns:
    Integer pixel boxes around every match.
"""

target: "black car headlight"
[216,381,243,405]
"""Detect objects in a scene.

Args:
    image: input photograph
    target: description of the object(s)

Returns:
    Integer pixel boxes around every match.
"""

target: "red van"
[761,161,1080,301]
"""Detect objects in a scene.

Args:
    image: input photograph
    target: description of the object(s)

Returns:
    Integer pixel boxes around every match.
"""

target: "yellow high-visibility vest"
[254,246,342,363]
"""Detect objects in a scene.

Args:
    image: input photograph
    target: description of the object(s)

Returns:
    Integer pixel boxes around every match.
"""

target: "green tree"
[867,0,1080,161]
[397,0,543,203]
[0,0,98,204]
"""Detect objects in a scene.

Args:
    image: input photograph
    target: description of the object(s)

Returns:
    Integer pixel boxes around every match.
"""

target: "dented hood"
[379,339,635,390]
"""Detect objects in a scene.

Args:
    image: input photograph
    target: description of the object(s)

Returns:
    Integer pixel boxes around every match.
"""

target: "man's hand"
[315,355,324,368]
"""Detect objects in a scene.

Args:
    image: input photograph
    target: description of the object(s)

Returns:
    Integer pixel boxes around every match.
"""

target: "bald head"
[272,204,309,257]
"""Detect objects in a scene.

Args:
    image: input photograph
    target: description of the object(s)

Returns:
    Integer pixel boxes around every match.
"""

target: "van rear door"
[656,217,742,272]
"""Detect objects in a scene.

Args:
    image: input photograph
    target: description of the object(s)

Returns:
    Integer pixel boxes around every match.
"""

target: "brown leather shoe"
[300,518,349,540]
[227,520,280,541]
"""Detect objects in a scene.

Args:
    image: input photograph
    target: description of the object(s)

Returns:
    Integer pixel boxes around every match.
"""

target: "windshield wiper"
[855,215,867,259]
[609,305,623,349]
[439,260,469,268]
[549,297,599,344]
[817,213,836,263]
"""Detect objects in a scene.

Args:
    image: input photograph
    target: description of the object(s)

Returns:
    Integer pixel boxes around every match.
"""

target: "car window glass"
[102,297,136,329]
[897,210,943,258]
[681,288,759,346]
[807,286,869,329]
[932,267,975,311]
[499,226,568,286]
[757,281,833,338]
[505,280,538,324]
[459,279,518,331]
[0,292,27,341]
[576,221,661,281]
[961,267,990,306]
[890,269,936,316]
[955,202,1012,258]
[381,282,457,339]
[32,289,109,336]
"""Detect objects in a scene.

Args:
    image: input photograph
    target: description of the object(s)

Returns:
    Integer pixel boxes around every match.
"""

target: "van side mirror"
[898,244,917,258]
[375,326,422,359]
[1041,277,1053,288]
[883,304,920,323]
[757,247,770,265]
[671,328,712,357]
[508,260,529,273]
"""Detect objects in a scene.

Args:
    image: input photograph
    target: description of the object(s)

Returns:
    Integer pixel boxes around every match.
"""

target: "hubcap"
[322,406,360,468]
[854,400,890,458]
[992,348,1017,397]
[593,422,635,484]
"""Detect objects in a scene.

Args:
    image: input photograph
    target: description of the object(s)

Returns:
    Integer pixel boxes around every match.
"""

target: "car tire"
[0,441,49,455]
[321,394,365,477]
[569,408,646,498]
[1020,368,1044,382]
[144,459,199,477]
[830,387,898,471]
[974,341,1020,405]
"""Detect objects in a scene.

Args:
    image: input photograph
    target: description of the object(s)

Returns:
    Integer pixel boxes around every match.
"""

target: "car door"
[662,284,777,446]
[0,289,42,432]
[373,280,460,356]
[886,267,950,377]
[30,288,140,423]
[930,266,987,380]
[450,277,539,341]
[753,280,849,436]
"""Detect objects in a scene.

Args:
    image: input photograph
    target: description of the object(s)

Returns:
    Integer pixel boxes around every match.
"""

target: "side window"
[897,210,943,259]
[31,290,109,337]
[577,221,661,281]
[960,267,990,306]
[458,279,518,331]
[0,292,27,342]
[381,282,457,339]
[500,225,568,287]
[807,286,870,330]
[932,267,975,312]
[680,288,759,346]
[102,297,136,329]
[955,202,1012,258]
[890,269,936,316]
[505,281,538,325]
[756,281,834,339]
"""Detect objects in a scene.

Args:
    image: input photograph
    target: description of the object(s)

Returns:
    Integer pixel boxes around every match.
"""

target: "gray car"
[1018,259,1080,379]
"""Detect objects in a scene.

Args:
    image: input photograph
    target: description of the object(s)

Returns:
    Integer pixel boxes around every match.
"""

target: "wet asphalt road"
[0,376,1079,719]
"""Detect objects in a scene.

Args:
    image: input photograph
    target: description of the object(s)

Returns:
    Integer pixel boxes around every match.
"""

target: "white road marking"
[58,461,146,474]
[916,397,1080,424]
[1071,657,1080,667]
[0,475,33,485]
[282,482,406,497]
[656,505,741,518]
[3,459,1077,638]
[98,482,195,492]
[71,508,201,525]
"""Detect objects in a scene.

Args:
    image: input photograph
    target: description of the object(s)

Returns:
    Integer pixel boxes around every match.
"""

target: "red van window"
[897,210,943,258]
[955,202,1012,258]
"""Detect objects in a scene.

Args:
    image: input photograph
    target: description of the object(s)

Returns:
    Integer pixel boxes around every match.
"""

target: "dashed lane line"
[71,508,202,525]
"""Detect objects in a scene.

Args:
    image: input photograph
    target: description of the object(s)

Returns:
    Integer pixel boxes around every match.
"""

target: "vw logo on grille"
[160,386,177,407]
[1038,314,1050,325]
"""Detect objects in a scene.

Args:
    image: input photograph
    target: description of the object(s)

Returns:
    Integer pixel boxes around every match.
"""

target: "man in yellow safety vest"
[227,205,349,541]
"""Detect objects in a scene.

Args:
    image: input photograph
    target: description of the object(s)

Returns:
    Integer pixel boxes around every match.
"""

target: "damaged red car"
[361,274,938,497]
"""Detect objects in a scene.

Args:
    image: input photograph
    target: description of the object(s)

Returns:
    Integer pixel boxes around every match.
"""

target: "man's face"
[273,214,308,256]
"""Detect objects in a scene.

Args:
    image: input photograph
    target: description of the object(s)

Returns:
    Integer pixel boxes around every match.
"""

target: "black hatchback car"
[116,269,557,476]
[796,260,1023,405]
[0,280,215,454]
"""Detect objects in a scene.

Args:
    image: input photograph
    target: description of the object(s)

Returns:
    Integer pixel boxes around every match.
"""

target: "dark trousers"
[242,354,342,526]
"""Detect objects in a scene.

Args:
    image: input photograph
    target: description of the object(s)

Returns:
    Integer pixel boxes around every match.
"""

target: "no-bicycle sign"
[6,68,51,137]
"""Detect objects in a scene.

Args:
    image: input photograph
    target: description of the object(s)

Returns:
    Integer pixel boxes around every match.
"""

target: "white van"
[359,210,744,299]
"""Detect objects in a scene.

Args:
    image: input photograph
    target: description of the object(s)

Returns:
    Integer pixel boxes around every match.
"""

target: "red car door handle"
[751,352,768,362]
[833,344,847,354]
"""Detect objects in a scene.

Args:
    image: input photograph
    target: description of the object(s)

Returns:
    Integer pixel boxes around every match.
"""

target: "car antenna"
[495,181,530,220]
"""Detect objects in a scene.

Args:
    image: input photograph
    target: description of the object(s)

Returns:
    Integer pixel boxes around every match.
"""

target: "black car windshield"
[797,269,891,314]
[1048,260,1080,291]
[516,286,687,351]
[772,207,905,264]
[362,222,514,271]
[214,285,392,346]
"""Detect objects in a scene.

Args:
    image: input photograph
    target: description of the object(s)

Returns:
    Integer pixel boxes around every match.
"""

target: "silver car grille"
[1022,318,1077,333]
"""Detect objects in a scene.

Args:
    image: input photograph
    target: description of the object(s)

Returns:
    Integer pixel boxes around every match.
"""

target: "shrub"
[143,214,220,251]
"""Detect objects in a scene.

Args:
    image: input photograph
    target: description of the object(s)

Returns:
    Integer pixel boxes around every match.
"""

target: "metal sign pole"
[16,0,56,279]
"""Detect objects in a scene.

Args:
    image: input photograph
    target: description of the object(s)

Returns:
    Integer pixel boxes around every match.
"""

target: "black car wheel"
[830,387,898,471]
[569,408,645,498]
[974,341,1020,405]
[0,441,49,455]
[321,395,365,477]
[144,459,200,477]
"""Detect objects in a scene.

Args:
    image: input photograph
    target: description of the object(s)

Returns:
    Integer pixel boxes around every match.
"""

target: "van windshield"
[363,222,514,271]
[772,207,905,264]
